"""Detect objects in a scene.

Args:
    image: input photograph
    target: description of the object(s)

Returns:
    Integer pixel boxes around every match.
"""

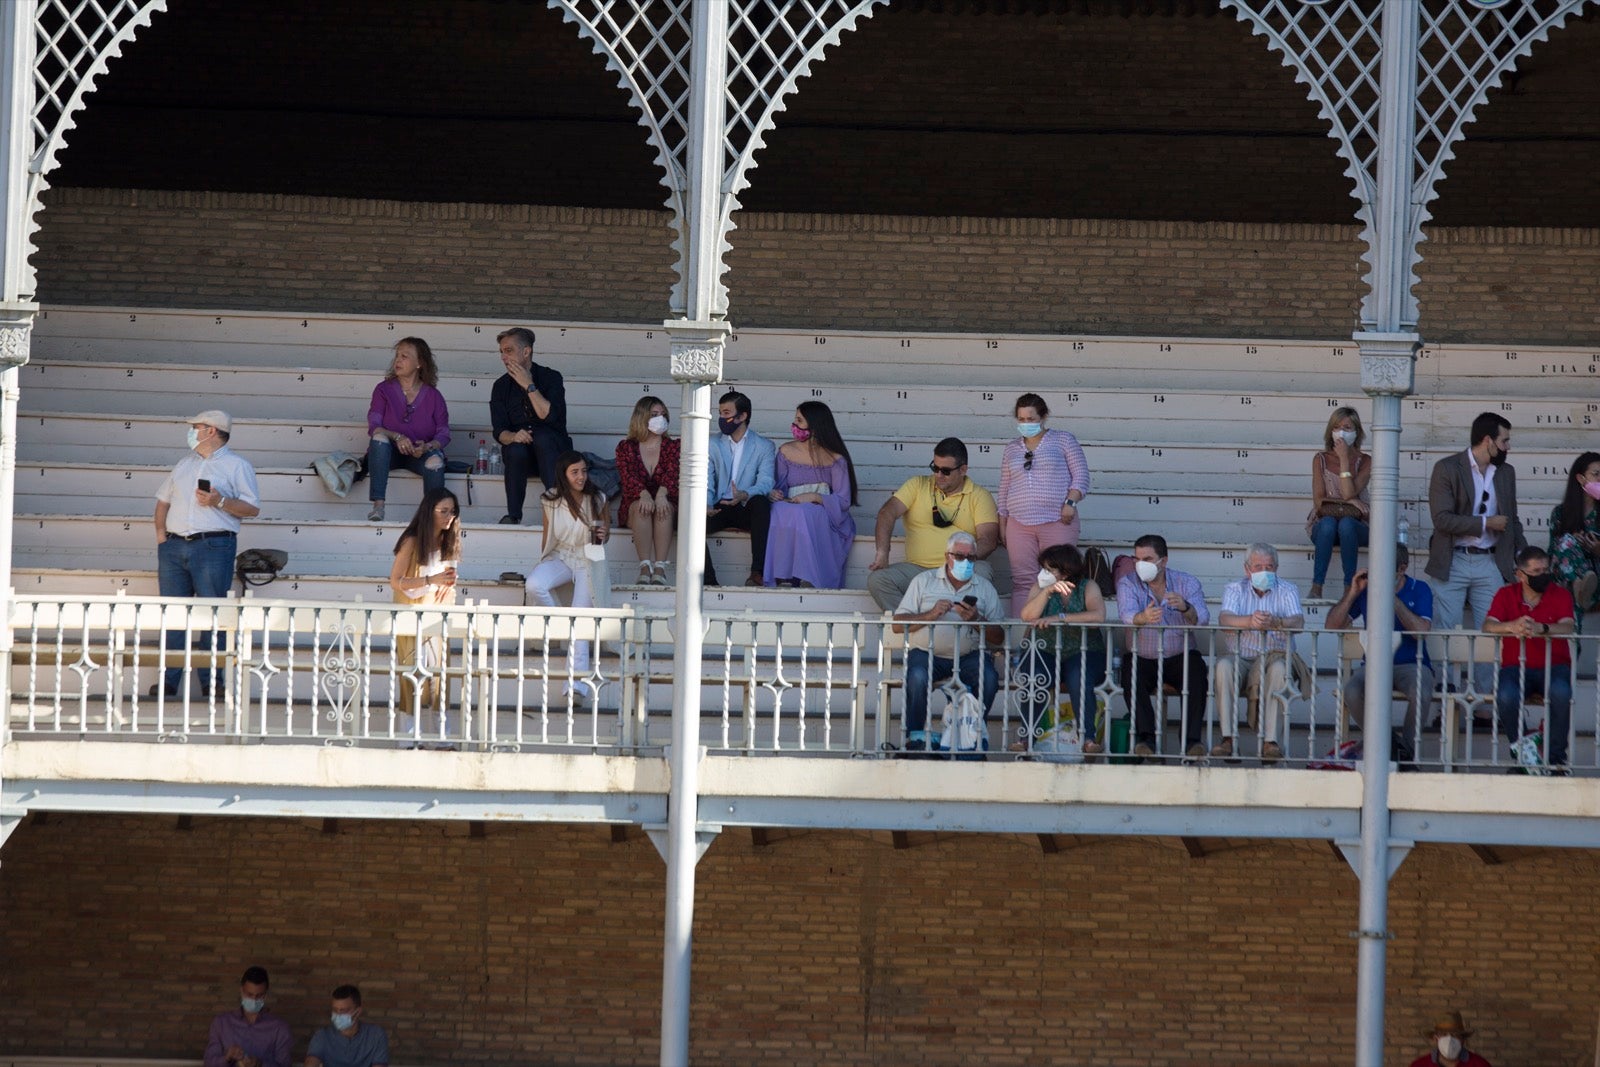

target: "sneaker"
[1186,743,1207,759]
[1209,737,1235,758]
[499,515,520,525]
[367,502,385,522]
[1261,741,1284,763]
[1133,741,1156,758]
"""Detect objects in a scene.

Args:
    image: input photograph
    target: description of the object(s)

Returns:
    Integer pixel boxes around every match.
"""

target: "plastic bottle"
[476,440,489,474]
[488,443,503,476]
[1397,515,1410,546]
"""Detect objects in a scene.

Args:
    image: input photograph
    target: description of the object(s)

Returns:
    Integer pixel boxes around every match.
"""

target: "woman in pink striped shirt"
[997,393,1092,614]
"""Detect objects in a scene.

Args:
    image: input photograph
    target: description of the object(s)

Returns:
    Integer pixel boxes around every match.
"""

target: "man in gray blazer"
[1426,411,1526,699]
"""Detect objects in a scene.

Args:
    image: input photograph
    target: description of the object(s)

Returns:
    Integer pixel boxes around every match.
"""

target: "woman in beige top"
[388,487,461,737]
[526,450,609,677]
[1307,405,1371,599]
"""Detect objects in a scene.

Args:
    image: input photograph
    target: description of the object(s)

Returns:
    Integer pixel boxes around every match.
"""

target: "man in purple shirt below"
[204,965,292,1067]
[1114,533,1210,760]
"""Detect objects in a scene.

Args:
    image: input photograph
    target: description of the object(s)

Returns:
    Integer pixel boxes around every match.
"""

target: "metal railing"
[5,593,1593,773]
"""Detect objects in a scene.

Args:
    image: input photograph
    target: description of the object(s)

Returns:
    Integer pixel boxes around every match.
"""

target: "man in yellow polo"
[867,437,1000,611]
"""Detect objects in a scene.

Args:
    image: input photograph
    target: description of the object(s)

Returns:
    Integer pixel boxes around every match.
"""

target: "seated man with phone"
[152,410,261,698]
[891,530,1004,753]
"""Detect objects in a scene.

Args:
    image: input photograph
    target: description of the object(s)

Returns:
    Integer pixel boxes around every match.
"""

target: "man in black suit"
[1426,411,1526,698]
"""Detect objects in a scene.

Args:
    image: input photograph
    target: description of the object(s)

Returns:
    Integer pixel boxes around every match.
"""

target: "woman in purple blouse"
[366,337,451,522]
[996,392,1091,614]
[764,401,858,588]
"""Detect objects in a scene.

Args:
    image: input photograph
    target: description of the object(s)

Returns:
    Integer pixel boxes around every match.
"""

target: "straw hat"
[1428,1011,1473,1039]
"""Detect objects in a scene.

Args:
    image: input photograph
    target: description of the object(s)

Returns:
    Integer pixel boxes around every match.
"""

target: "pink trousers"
[1005,516,1079,615]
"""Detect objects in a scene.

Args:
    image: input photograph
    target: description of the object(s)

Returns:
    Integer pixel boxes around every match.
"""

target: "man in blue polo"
[1326,543,1435,740]
[305,984,388,1067]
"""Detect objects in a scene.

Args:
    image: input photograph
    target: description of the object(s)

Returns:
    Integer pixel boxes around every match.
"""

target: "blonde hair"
[627,395,669,442]
[1323,406,1364,451]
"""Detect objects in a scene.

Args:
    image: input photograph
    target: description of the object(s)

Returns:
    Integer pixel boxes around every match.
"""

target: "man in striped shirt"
[1211,542,1306,763]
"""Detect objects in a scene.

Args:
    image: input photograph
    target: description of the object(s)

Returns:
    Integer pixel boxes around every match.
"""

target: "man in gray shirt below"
[305,984,388,1067]
[204,965,291,1067]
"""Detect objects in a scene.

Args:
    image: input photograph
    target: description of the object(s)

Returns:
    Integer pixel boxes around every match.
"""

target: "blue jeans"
[904,648,998,738]
[157,533,236,694]
[367,437,445,502]
[1496,663,1571,765]
[1310,515,1368,586]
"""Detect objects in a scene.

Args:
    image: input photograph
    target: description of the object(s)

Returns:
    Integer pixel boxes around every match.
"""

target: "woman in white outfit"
[527,450,610,678]
[388,487,462,743]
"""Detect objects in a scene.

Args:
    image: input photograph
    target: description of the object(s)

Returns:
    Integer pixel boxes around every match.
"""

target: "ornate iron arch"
[20,0,168,300]
[549,0,887,320]
[1221,0,1594,333]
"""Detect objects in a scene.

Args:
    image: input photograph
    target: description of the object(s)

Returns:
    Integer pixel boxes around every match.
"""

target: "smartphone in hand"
[197,478,211,492]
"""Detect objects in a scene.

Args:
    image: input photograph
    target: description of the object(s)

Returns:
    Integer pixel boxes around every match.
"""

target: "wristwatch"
[1541,622,1550,636]
[526,382,539,394]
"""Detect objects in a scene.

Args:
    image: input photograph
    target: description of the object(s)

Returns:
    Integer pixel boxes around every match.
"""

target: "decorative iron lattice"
[553,0,886,317]
[24,0,167,296]
[1223,0,1592,330]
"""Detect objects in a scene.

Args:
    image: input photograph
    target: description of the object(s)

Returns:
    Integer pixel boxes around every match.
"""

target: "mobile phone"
[962,595,978,607]
[197,478,211,492]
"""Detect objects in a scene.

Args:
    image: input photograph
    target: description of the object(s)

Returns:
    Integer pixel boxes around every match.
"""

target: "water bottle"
[488,443,503,476]
[476,440,489,474]
[1397,515,1410,546]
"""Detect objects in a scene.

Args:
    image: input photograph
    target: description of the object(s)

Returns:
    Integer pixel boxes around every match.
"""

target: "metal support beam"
[1336,838,1413,882]
[1180,837,1207,860]
[645,824,719,866]
[0,807,23,851]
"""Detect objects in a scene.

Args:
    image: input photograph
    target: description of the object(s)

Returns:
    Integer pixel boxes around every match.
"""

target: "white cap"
[189,410,232,434]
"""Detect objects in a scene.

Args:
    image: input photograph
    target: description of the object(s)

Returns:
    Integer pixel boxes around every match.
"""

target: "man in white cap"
[1409,1010,1492,1066]
[152,410,260,698]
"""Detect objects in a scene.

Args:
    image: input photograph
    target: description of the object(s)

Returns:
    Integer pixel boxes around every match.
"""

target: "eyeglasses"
[929,463,961,476]
[1478,489,1490,515]
[947,553,976,562]
[434,507,458,516]
[1023,451,1034,471]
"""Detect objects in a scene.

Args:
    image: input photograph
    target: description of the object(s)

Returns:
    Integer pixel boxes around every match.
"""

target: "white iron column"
[1352,1,1420,1063]
[0,0,38,735]
[660,1,730,1064]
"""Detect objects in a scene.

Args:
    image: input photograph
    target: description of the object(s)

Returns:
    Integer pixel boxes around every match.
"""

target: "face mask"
[646,415,669,436]
[950,558,975,582]
[1335,429,1356,445]
[717,416,742,436]
[241,997,265,1014]
[1016,422,1042,438]
[1526,573,1553,593]
[1135,560,1160,583]
[332,1012,355,1031]
[186,427,201,450]
[1250,570,1277,592]
[1492,443,1509,464]
[1036,569,1056,588]
[791,424,810,442]
[1436,1034,1462,1060]
[1583,480,1600,501]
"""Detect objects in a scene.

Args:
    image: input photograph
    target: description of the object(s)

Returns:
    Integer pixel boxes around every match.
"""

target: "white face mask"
[186,427,201,451]
[1436,1034,1462,1060]
[646,415,669,436]
[1134,560,1160,583]
[1036,568,1056,588]
[1335,429,1357,446]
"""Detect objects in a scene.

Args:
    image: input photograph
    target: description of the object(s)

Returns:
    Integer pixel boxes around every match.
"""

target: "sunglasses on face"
[947,552,976,562]
[929,463,961,476]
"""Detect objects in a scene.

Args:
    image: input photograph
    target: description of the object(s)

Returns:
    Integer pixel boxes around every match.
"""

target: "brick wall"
[33,188,1600,345]
[1,813,1597,1065]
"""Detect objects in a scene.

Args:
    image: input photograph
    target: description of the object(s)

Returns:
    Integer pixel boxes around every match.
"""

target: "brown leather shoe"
[1209,736,1235,758]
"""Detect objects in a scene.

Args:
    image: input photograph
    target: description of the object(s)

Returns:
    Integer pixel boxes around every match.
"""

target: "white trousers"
[526,557,593,673]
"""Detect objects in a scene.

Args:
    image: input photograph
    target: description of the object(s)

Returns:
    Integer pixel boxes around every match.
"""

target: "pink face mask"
[1584,480,1600,501]
[791,423,811,442]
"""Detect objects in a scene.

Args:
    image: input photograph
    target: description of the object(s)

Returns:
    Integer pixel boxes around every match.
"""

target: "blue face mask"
[241,997,265,1014]
[332,1012,355,1031]
[1016,422,1043,438]
[186,427,201,451]
[1249,570,1277,592]
[950,558,975,582]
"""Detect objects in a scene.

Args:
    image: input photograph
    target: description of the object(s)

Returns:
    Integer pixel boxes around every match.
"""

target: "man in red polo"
[1484,546,1575,771]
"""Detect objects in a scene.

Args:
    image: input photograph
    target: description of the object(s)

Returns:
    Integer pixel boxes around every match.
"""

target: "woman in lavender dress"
[763,401,858,588]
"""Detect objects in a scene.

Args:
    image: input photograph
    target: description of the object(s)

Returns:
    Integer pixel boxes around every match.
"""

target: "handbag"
[1319,500,1364,520]
[937,690,990,760]
[235,548,288,590]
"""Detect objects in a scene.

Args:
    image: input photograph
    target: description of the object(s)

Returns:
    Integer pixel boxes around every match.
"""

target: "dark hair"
[1515,545,1549,569]
[1038,542,1084,582]
[496,327,535,349]
[1134,533,1168,559]
[331,984,362,1006]
[389,337,439,388]
[1014,393,1050,419]
[1394,543,1410,569]
[795,401,858,506]
[933,437,968,467]
[1469,411,1510,448]
[719,390,751,420]
[542,449,604,522]
[241,966,269,988]
[1554,451,1600,537]
[394,487,461,571]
